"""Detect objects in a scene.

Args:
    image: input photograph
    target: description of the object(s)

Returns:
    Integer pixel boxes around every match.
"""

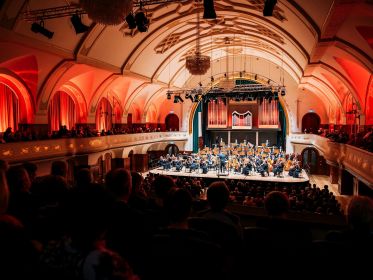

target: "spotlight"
[263,0,277,17]
[198,82,203,87]
[167,91,171,100]
[254,74,258,80]
[281,87,286,96]
[135,11,149,32]
[211,76,215,82]
[239,71,243,78]
[125,13,137,29]
[174,95,184,103]
[185,92,194,102]
[31,21,54,39]
[203,0,217,19]
[70,14,89,34]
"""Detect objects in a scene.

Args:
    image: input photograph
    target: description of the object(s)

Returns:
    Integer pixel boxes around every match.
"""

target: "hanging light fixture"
[79,0,133,25]
[186,8,210,75]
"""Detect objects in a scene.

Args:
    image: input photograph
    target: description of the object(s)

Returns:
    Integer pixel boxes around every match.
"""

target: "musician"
[217,150,227,173]
[273,159,284,177]
[257,160,269,177]
[288,161,301,178]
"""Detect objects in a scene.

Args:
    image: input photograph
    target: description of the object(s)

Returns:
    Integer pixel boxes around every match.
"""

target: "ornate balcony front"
[0,132,189,163]
[289,134,373,185]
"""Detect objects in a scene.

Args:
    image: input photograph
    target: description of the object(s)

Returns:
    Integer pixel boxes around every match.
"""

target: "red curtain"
[0,83,19,132]
[95,98,112,131]
[259,99,279,126]
[48,91,76,131]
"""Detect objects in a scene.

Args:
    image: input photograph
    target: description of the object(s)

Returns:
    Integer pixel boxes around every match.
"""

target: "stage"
[149,167,309,184]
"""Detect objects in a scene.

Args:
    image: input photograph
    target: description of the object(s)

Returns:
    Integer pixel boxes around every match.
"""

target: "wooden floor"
[149,167,309,183]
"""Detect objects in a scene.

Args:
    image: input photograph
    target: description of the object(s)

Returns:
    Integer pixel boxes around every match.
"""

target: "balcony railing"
[0,132,188,163]
[289,134,373,185]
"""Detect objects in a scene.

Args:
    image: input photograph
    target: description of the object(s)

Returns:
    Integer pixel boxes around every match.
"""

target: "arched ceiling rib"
[0,0,372,124]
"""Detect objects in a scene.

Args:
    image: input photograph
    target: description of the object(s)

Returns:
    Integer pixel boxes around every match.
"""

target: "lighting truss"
[22,1,189,22]
[167,83,284,101]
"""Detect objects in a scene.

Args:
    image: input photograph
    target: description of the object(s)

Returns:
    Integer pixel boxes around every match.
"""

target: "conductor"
[217,150,227,173]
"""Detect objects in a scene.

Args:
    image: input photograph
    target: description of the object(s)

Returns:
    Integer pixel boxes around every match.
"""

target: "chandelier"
[79,0,133,25]
[186,8,210,75]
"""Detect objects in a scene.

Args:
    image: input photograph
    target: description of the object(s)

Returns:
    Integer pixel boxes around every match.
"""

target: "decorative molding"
[0,132,188,163]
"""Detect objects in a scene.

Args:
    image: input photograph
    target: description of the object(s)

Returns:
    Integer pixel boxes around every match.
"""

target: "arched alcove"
[302,112,321,133]
[165,144,179,156]
[165,113,179,131]
[95,98,112,132]
[48,91,76,132]
[301,147,319,174]
[0,83,19,132]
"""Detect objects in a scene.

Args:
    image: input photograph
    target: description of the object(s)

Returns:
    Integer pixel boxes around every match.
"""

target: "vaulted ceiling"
[0,0,372,125]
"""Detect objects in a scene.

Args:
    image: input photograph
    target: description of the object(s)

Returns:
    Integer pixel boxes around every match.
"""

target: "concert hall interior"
[0,0,372,279]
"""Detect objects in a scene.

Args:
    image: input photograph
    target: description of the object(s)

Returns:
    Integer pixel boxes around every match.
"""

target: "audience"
[1,157,372,280]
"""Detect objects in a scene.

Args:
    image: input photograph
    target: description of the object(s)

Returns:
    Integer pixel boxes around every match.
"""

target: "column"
[256,131,259,146]
[228,131,231,146]
[338,167,354,195]
[133,154,149,172]
[329,165,339,184]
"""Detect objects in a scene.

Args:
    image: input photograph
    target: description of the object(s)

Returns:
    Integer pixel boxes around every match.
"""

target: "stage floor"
[149,167,309,183]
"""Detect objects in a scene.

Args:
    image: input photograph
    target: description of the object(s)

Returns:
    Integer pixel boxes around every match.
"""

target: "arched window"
[165,113,179,131]
[0,83,18,132]
[48,91,76,132]
[302,112,321,133]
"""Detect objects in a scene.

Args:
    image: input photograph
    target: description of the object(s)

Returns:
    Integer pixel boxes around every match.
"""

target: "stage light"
[125,13,137,29]
[185,92,194,102]
[135,11,149,32]
[167,92,171,99]
[203,0,217,19]
[239,71,243,78]
[174,95,184,103]
[263,0,277,17]
[254,74,258,80]
[281,87,286,96]
[31,21,54,39]
[211,76,214,82]
[70,14,89,34]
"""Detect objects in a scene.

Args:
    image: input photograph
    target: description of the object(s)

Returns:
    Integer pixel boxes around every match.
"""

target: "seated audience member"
[105,169,149,276]
[22,162,38,183]
[6,166,34,226]
[249,191,312,276]
[327,196,373,244]
[0,215,38,279]
[51,160,68,178]
[147,188,224,280]
[198,181,242,235]
[128,171,148,210]
[74,168,93,189]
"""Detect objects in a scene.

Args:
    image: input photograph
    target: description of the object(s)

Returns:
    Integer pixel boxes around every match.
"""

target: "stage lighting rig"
[263,0,277,16]
[31,21,54,39]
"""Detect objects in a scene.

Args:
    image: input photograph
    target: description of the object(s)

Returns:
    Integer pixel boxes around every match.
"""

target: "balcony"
[0,131,189,163]
[289,134,373,185]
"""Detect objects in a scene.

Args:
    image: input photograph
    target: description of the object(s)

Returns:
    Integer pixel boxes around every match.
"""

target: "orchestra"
[158,143,303,178]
